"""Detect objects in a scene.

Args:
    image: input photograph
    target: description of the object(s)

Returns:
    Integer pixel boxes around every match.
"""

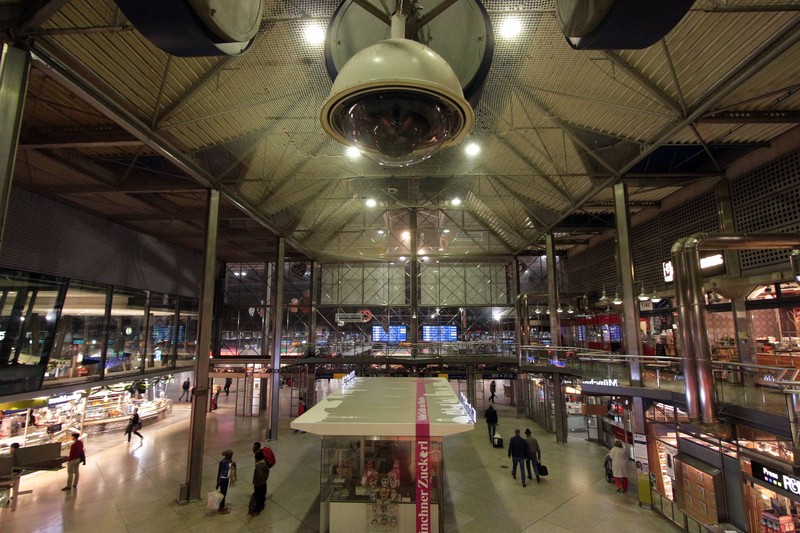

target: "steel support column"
[268,238,286,440]
[552,372,568,443]
[613,181,642,384]
[308,261,319,357]
[410,210,419,357]
[512,257,523,366]
[182,189,219,503]
[717,181,753,367]
[545,235,560,348]
[0,44,30,251]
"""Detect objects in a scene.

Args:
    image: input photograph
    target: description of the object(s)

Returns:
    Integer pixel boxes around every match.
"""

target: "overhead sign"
[662,253,725,283]
[336,312,369,322]
[752,460,800,496]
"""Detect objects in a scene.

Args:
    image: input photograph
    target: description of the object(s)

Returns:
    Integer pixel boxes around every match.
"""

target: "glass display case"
[321,436,442,532]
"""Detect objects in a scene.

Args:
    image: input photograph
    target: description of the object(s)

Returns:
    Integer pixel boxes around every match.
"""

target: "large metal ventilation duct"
[115,0,263,56]
[555,0,694,50]
[671,233,800,426]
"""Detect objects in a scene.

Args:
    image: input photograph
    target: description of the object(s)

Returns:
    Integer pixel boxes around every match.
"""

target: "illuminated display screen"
[371,325,407,343]
[422,325,458,342]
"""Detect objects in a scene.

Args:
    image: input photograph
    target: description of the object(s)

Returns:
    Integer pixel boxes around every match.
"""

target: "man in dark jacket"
[524,428,542,482]
[250,450,270,514]
[508,428,530,487]
[484,405,498,443]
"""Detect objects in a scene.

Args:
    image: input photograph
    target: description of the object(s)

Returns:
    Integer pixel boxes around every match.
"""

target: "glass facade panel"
[106,287,148,377]
[50,280,109,385]
[0,271,67,394]
[177,297,198,368]
[146,293,178,370]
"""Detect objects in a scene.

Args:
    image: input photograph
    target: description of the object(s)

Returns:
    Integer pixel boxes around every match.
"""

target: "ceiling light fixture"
[650,290,661,303]
[345,146,361,159]
[637,283,649,301]
[451,197,462,206]
[465,142,481,156]
[365,198,377,208]
[499,17,521,39]
[304,24,326,45]
[598,285,609,302]
[612,288,623,305]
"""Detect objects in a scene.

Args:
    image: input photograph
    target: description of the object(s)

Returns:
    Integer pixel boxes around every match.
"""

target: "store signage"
[415,379,432,533]
[459,392,476,424]
[581,378,619,386]
[662,254,725,283]
[751,460,800,496]
[548,359,566,368]
[448,373,467,380]
[48,392,82,405]
[482,373,516,379]
[335,312,370,323]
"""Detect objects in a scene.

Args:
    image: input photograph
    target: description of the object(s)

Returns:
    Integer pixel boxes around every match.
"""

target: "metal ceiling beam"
[603,50,683,115]
[620,17,800,176]
[699,110,800,123]
[18,0,70,33]
[494,136,574,204]
[19,126,142,149]
[23,181,204,195]
[488,176,551,229]
[29,41,314,260]
[114,208,249,222]
[585,200,660,208]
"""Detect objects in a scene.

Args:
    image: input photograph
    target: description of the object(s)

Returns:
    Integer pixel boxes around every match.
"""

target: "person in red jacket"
[62,433,85,491]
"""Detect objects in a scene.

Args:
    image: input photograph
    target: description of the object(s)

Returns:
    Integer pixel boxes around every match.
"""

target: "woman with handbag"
[126,407,144,442]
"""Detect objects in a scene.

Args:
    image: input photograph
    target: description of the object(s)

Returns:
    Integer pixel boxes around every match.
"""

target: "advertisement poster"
[633,433,649,474]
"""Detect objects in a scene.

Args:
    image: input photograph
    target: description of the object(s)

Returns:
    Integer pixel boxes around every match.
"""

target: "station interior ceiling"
[4,1,800,265]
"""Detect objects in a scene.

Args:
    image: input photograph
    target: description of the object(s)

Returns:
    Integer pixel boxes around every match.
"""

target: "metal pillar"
[545,235,560,348]
[552,373,568,443]
[308,261,319,356]
[410,209,419,357]
[0,44,29,252]
[512,258,524,366]
[717,181,753,367]
[613,181,642,384]
[268,238,286,440]
[182,189,219,503]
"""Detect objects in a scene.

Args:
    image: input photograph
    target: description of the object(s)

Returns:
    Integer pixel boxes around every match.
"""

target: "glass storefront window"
[176,297,198,368]
[50,280,109,384]
[146,293,177,369]
[106,288,148,377]
[0,271,68,393]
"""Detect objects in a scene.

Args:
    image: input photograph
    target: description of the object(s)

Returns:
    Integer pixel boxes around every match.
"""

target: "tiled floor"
[0,378,678,532]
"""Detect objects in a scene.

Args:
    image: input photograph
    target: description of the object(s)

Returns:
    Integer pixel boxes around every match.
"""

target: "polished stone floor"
[0,377,678,532]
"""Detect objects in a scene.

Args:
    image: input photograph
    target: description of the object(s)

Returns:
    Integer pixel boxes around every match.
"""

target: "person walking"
[484,404,498,443]
[215,449,237,514]
[224,377,233,396]
[508,428,530,487]
[523,428,542,482]
[179,378,190,402]
[62,433,85,491]
[607,440,629,493]
[250,450,270,515]
[125,407,144,442]
[489,380,497,403]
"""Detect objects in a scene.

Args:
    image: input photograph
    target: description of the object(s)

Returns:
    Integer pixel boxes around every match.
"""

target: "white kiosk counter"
[291,377,474,533]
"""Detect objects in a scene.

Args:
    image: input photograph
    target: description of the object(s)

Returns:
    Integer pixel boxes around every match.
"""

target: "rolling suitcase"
[492,434,503,448]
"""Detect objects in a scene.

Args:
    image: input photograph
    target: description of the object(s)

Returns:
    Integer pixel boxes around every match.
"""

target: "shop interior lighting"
[598,285,609,302]
[567,305,575,314]
[534,304,542,314]
[650,290,661,303]
[637,284,649,301]
[612,288,623,305]
[556,304,563,314]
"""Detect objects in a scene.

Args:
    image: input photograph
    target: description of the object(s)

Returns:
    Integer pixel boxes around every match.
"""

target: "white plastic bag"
[207,489,224,510]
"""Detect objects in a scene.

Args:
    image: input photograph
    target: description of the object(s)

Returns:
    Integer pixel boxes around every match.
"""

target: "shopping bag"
[538,463,549,476]
[207,490,224,510]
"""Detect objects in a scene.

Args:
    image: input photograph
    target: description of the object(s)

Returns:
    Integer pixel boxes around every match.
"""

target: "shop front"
[741,455,800,532]
[291,376,473,533]
[0,376,174,451]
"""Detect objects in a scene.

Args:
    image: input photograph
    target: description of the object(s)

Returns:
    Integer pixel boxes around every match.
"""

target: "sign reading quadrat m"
[415,379,432,533]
